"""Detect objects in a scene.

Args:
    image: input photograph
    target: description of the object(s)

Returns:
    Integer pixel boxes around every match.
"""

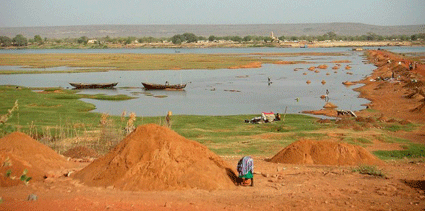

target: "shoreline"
[304,49,425,123]
[1,40,422,50]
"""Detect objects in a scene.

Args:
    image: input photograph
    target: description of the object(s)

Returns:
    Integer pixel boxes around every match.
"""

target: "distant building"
[270,31,279,42]
[87,39,97,44]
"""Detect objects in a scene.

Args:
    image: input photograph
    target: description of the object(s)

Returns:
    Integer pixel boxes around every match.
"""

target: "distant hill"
[0,23,423,39]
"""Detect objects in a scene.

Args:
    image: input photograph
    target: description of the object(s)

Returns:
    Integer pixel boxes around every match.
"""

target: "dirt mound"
[342,81,356,86]
[73,124,236,191]
[63,146,99,159]
[270,139,383,166]
[0,132,74,187]
[323,102,338,108]
[317,64,328,69]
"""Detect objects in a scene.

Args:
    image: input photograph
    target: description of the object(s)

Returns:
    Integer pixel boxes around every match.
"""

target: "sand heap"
[0,132,74,187]
[73,124,236,191]
[270,139,383,166]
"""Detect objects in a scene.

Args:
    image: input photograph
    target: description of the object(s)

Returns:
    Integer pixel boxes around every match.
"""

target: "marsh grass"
[0,85,423,157]
[0,53,276,74]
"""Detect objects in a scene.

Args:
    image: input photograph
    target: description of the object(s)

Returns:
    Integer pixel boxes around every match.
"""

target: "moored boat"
[69,82,118,89]
[142,82,186,90]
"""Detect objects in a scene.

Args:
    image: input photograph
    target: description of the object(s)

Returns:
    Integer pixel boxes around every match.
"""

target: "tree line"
[1,32,424,47]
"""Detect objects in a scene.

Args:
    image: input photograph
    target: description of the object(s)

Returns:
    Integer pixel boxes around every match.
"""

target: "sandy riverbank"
[304,49,425,123]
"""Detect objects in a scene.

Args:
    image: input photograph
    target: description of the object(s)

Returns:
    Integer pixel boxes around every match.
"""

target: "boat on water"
[69,82,118,89]
[142,82,186,90]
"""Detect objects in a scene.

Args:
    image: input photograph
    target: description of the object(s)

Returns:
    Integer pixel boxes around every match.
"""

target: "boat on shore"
[69,82,118,89]
[142,82,186,90]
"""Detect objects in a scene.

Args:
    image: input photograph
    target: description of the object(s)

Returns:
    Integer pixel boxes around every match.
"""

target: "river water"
[0,46,423,117]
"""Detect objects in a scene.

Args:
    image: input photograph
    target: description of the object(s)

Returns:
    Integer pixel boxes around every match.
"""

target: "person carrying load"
[237,156,254,186]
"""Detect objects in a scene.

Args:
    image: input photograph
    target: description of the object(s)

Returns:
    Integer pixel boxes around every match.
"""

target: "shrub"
[352,165,385,177]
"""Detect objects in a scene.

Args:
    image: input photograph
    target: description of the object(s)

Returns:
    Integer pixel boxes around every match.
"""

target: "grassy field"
[0,52,351,74]
[0,85,421,159]
[0,53,277,74]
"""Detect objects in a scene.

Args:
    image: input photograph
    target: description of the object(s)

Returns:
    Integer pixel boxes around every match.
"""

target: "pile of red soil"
[270,139,383,166]
[317,64,328,69]
[73,124,236,191]
[63,146,99,159]
[323,102,338,108]
[0,132,74,187]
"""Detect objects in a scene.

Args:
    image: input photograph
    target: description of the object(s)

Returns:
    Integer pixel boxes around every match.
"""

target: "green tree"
[326,31,337,40]
[125,36,137,45]
[171,34,185,44]
[278,35,285,41]
[54,39,62,44]
[12,34,28,46]
[183,33,198,43]
[366,32,378,41]
[0,36,12,47]
[399,35,409,41]
[208,35,216,42]
[290,36,298,41]
[243,35,252,42]
[77,36,89,44]
[34,35,43,45]
[263,37,272,43]
[231,36,242,43]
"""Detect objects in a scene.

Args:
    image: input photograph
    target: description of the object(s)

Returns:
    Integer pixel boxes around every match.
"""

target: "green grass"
[373,144,425,160]
[352,165,386,177]
[382,123,416,132]
[0,85,327,156]
[163,115,325,155]
[0,86,133,135]
[376,135,410,144]
[342,137,373,147]
[0,84,423,158]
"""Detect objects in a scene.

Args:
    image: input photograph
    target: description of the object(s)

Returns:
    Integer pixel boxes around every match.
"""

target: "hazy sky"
[1,0,424,27]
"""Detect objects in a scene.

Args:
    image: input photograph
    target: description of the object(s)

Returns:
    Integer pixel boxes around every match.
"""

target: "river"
[1,46,423,117]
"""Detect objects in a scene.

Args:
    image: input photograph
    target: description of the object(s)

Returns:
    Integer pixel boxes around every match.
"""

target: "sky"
[0,0,424,27]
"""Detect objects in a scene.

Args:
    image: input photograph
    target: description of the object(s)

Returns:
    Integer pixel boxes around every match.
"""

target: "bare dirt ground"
[1,157,424,211]
[1,50,425,211]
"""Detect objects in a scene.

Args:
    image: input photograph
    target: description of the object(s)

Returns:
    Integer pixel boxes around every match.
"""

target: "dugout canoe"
[142,82,186,90]
[69,82,118,89]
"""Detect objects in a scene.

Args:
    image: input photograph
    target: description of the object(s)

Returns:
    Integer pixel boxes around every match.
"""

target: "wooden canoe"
[142,82,186,90]
[69,82,118,89]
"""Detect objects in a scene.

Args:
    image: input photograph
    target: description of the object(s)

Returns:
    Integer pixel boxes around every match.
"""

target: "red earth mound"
[73,124,237,191]
[270,139,383,166]
[0,132,75,187]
